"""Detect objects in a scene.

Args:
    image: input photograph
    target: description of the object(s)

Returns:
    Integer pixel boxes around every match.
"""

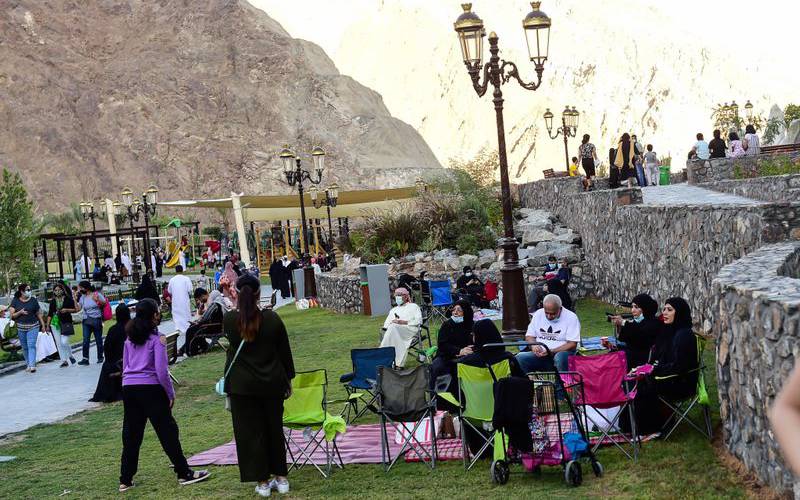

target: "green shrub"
[734,157,800,179]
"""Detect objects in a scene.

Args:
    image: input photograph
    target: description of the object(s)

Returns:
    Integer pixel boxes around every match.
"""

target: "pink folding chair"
[568,351,639,461]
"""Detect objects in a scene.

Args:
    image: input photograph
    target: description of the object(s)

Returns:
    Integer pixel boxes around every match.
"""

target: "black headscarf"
[472,319,503,355]
[665,297,692,330]
[632,293,658,320]
[452,298,474,329]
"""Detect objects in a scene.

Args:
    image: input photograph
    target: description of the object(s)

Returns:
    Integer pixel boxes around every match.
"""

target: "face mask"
[633,314,644,323]
[394,296,404,306]
[557,264,563,269]
[452,315,464,324]
[23,290,32,298]
[465,272,472,277]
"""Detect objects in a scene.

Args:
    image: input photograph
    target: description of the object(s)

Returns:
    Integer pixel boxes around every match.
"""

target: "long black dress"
[89,323,126,402]
[617,317,659,369]
[430,319,472,393]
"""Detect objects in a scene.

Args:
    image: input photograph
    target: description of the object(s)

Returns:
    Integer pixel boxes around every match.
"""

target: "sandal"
[119,483,134,492]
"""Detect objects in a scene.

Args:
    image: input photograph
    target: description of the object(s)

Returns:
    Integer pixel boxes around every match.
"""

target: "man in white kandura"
[379,287,422,368]
[167,265,194,336]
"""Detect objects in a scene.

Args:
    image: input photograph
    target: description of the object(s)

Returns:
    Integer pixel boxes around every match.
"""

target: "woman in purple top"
[118,298,209,492]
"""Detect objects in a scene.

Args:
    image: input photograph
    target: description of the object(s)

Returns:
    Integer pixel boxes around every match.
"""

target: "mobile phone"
[395,313,399,318]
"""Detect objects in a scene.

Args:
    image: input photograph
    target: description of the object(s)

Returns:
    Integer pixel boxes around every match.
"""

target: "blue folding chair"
[339,347,396,423]
[427,279,453,324]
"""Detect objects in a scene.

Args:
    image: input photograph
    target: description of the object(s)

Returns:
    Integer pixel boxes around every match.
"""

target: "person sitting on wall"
[516,294,580,374]
[607,294,659,369]
[456,266,485,307]
[379,287,422,368]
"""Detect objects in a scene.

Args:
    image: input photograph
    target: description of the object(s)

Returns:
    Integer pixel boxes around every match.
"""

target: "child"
[568,156,580,177]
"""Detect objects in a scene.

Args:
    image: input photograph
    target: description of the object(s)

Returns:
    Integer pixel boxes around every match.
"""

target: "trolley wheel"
[491,460,510,485]
[564,460,582,487]
[591,460,604,477]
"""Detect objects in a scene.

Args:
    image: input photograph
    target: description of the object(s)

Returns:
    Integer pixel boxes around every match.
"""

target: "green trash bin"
[659,166,671,185]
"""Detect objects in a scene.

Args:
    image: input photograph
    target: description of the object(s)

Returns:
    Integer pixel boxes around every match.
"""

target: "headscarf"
[394,287,410,297]
[631,293,658,320]
[137,274,159,301]
[472,319,504,355]
[665,297,692,331]
[452,298,474,328]
[462,266,472,274]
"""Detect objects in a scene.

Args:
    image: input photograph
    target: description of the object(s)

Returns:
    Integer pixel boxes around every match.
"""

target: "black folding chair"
[376,365,438,471]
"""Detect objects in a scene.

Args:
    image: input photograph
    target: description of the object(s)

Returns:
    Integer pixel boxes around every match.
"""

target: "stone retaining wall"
[518,179,800,332]
[316,274,362,314]
[712,242,800,495]
[686,152,800,185]
[701,174,800,203]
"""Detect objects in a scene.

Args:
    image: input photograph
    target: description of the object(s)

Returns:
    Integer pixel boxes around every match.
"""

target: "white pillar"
[231,192,252,268]
[104,198,118,258]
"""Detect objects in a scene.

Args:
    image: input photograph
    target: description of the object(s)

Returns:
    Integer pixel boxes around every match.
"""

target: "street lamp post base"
[498,236,529,339]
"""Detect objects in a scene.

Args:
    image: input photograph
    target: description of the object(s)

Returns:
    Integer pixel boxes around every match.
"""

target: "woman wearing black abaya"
[614,133,636,187]
[624,297,699,434]
[430,300,473,394]
[89,304,130,402]
[135,274,160,305]
[610,293,659,369]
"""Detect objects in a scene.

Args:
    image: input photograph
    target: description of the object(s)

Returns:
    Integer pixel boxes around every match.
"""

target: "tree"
[42,203,85,234]
[448,146,499,188]
[0,169,41,293]
[785,104,800,127]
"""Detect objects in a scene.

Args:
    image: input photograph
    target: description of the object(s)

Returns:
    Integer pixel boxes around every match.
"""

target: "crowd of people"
[689,125,761,160]
[568,133,664,190]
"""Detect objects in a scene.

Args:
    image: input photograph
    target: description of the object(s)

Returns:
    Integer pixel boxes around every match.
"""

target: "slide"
[164,241,188,268]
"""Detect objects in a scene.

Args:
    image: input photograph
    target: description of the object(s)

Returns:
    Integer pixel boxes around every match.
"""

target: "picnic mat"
[188,416,657,467]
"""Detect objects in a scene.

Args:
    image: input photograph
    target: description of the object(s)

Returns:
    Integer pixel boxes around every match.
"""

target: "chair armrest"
[436,391,459,407]
[339,372,355,383]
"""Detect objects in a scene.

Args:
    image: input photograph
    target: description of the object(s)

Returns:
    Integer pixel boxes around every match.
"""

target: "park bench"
[761,143,800,155]
[163,330,181,385]
[543,168,570,179]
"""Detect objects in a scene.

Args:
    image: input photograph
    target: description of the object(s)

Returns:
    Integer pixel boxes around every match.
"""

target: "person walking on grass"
[224,273,295,497]
[75,280,107,365]
[9,284,45,373]
[118,298,209,492]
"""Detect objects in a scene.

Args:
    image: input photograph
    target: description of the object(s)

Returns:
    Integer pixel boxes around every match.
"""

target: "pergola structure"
[159,186,418,268]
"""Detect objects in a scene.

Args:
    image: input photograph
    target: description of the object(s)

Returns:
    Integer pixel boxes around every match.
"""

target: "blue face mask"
[452,315,464,324]
[633,314,644,323]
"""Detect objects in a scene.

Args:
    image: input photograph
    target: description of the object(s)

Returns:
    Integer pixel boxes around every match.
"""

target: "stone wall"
[686,152,800,185]
[316,274,362,314]
[712,242,800,495]
[518,179,800,332]
[701,174,800,203]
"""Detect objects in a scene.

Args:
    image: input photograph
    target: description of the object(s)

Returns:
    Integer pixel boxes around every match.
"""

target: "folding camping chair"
[376,365,438,471]
[427,279,453,324]
[283,369,343,478]
[569,351,639,461]
[659,334,713,441]
[340,347,396,424]
[438,359,512,471]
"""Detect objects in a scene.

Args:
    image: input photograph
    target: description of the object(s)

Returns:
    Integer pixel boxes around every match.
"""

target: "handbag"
[214,340,244,398]
[59,319,75,336]
[101,298,113,321]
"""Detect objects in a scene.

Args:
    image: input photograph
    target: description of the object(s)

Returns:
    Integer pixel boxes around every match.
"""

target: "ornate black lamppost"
[309,184,339,256]
[544,106,579,170]
[119,186,158,280]
[454,1,552,338]
[79,200,105,275]
[280,146,326,297]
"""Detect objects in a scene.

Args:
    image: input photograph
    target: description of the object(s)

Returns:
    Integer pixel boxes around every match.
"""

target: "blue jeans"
[515,348,576,374]
[82,317,104,361]
[18,325,39,368]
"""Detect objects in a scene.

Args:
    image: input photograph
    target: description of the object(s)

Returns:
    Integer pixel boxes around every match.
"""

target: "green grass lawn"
[0,299,746,499]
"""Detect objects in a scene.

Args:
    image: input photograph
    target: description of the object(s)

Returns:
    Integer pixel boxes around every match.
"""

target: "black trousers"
[230,394,287,482]
[120,385,191,485]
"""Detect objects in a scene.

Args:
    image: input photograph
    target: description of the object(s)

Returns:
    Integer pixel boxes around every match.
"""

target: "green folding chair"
[438,359,511,470]
[283,369,344,477]
[658,334,713,440]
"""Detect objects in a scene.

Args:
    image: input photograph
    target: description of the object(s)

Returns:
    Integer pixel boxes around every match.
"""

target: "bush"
[202,225,222,240]
[734,157,800,179]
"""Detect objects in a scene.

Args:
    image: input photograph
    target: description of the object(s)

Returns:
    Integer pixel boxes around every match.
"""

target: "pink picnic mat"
[188,424,461,466]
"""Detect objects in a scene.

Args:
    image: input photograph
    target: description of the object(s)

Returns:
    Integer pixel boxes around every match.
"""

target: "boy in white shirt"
[516,294,580,373]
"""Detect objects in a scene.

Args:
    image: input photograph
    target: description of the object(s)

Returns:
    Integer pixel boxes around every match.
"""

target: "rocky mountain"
[254,0,798,180]
[0,0,442,213]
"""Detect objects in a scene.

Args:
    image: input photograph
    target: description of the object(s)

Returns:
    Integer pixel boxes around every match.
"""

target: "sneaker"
[30,367,36,373]
[97,357,104,364]
[274,479,289,494]
[178,469,210,486]
[255,483,271,497]
[69,356,77,365]
[78,359,89,366]
[119,483,134,492]
[60,361,69,368]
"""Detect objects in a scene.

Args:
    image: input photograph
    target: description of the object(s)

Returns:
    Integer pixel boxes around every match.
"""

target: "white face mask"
[394,296,404,306]
[23,290,32,299]
[452,315,464,324]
